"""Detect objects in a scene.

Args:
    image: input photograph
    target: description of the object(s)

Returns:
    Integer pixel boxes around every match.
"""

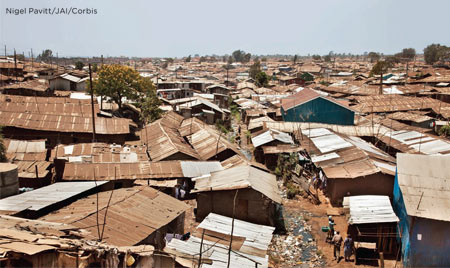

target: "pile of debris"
[268,194,325,267]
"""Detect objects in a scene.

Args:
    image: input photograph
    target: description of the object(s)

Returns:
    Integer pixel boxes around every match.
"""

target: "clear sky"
[1,0,450,58]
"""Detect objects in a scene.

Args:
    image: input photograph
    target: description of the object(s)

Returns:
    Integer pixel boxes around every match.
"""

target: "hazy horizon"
[1,0,450,58]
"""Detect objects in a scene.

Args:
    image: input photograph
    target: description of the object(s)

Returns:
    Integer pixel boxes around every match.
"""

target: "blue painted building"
[394,154,450,267]
[280,88,354,125]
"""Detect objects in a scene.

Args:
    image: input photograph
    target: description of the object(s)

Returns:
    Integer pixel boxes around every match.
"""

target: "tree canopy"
[368,52,380,63]
[37,49,53,62]
[249,61,261,79]
[75,61,84,70]
[370,60,394,76]
[255,72,270,87]
[89,64,158,111]
[231,50,251,63]
[424,44,450,65]
[312,54,321,60]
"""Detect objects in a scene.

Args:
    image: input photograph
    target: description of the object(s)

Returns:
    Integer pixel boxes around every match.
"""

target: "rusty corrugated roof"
[40,186,190,246]
[63,161,184,180]
[140,116,199,161]
[0,111,130,134]
[51,143,149,163]
[0,95,100,116]
[4,139,47,161]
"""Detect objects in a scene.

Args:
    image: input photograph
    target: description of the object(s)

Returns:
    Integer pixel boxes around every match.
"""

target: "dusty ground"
[275,189,401,268]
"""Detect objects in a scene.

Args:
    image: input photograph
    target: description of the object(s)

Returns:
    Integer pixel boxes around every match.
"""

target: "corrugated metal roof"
[165,213,274,268]
[343,195,399,224]
[187,127,241,161]
[52,143,149,163]
[0,181,108,214]
[309,131,353,153]
[180,161,224,178]
[251,129,293,148]
[262,144,303,154]
[352,95,449,113]
[140,115,199,161]
[15,160,51,178]
[300,128,396,179]
[40,186,190,246]
[4,139,47,161]
[192,165,282,204]
[384,130,450,155]
[396,154,450,222]
[0,111,130,134]
[63,161,184,180]
[0,95,99,117]
[387,112,433,123]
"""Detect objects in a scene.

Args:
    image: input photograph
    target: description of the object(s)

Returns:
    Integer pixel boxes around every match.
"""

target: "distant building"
[49,73,87,91]
[281,88,355,125]
[394,154,450,267]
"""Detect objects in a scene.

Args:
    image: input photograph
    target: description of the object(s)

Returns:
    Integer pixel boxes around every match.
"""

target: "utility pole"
[89,64,96,142]
[4,45,6,57]
[14,49,17,82]
[101,54,104,65]
[31,49,34,72]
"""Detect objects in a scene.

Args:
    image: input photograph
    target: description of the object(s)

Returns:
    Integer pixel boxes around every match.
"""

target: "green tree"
[166,58,174,64]
[185,55,191,62]
[401,48,416,60]
[38,49,53,62]
[370,60,393,77]
[370,60,394,94]
[293,55,298,64]
[243,53,251,63]
[75,61,84,70]
[424,44,450,65]
[232,50,251,63]
[227,56,233,64]
[255,71,270,87]
[138,87,162,124]
[249,61,261,79]
[89,64,155,110]
[323,55,331,62]
[91,63,98,73]
[368,52,380,63]
[312,54,321,60]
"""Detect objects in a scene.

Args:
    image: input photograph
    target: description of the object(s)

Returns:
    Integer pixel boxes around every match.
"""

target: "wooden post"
[14,49,17,82]
[89,64,96,142]
[379,252,384,268]
[227,190,239,268]
[198,229,205,268]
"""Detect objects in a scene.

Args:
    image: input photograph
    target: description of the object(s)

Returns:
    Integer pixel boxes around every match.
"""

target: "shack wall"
[327,173,394,206]
[196,188,275,226]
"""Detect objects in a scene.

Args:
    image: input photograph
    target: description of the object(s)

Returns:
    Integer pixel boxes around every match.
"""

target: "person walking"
[332,231,343,261]
[344,234,354,262]
[327,217,335,242]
